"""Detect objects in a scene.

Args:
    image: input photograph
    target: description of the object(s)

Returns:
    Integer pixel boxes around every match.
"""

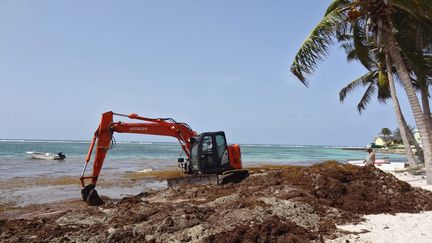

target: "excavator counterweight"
[80,111,249,205]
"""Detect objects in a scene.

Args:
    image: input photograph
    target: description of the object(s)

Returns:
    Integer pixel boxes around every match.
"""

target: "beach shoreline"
[342,146,409,155]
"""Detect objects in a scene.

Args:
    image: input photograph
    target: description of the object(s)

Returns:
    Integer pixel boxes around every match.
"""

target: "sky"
[0,0,416,146]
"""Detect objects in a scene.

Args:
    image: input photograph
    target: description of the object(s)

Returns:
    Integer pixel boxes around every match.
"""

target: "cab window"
[202,136,213,154]
[190,143,199,170]
[215,134,227,159]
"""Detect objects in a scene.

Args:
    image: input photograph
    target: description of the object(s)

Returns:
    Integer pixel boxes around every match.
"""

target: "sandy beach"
[1,161,432,242]
[329,211,432,243]
[329,168,432,243]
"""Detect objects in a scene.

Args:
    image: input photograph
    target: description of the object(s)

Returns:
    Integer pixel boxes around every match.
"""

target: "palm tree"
[337,41,418,164]
[339,68,418,164]
[385,54,418,165]
[337,27,418,165]
[381,128,392,137]
[379,2,432,180]
[290,0,432,182]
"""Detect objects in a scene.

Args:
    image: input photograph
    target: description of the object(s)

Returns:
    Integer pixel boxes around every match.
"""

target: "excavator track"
[167,174,219,187]
[219,169,249,185]
[167,170,249,187]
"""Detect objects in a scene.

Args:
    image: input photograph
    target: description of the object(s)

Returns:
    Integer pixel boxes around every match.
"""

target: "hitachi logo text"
[129,127,148,131]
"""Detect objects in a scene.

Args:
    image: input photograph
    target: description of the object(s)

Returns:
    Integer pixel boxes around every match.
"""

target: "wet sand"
[0,171,168,206]
[2,161,432,242]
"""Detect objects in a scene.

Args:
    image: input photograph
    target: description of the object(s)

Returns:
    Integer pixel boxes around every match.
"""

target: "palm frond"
[391,0,432,33]
[339,71,376,102]
[396,27,432,80]
[325,0,350,16]
[291,8,347,85]
[346,49,358,62]
[391,0,432,21]
[357,83,376,113]
[352,22,374,70]
[392,13,432,93]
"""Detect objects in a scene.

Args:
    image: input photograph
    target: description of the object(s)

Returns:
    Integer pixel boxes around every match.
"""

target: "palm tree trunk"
[402,116,425,164]
[386,55,417,166]
[420,84,432,141]
[398,95,425,164]
[384,22,432,183]
[416,29,432,140]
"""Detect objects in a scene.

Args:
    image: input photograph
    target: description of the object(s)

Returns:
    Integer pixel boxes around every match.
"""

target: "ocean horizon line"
[0,138,366,148]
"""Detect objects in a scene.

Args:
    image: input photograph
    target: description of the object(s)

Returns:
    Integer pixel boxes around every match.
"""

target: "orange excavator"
[80,111,249,205]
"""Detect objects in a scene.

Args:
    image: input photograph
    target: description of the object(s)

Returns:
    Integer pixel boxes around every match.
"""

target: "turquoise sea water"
[0,139,407,181]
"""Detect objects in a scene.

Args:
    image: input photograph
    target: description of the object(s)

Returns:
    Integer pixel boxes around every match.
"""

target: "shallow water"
[0,139,407,180]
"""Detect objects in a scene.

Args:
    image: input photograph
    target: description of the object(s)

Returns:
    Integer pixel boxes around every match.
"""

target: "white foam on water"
[136,168,153,173]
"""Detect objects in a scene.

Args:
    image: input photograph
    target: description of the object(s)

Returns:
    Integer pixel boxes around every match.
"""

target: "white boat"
[26,151,66,160]
[347,159,406,171]
[348,159,390,165]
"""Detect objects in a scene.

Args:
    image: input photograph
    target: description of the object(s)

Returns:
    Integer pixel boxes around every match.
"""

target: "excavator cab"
[189,132,233,174]
[169,131,248,187]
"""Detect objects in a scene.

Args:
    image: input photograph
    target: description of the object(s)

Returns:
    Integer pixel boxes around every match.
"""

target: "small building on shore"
[374,135,402,147]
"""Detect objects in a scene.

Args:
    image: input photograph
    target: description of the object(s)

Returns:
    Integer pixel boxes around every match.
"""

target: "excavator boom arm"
[80,111,197,188]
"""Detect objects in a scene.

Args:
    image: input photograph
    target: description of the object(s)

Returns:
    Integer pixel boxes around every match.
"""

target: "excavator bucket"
[81,184,105,206]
